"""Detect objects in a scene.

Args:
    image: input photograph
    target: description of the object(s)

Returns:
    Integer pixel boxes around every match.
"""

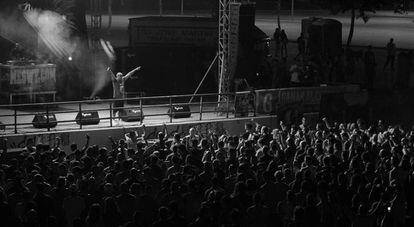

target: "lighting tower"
[218,0,240,111]
[87,0,103,99]
[90,0,103,52]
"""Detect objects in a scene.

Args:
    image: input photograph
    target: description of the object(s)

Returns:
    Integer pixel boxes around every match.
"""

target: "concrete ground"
[92,11,414,91]
[94,11,414,49]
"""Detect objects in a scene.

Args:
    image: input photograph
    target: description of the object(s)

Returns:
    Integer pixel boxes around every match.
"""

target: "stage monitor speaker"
[76,111,100,125]
[168,104,191,118]
[32,113,58,129]
[121,108,144,122]
[0,121,5,131]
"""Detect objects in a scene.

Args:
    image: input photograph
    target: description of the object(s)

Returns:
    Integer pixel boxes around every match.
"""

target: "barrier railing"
[0,91,255,135]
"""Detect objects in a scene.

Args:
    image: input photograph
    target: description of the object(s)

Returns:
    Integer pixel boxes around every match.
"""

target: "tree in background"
[317,0,384,46]
[394,0,412,13]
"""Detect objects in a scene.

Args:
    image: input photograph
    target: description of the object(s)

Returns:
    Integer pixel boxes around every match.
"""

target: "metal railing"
[0,91,256,135]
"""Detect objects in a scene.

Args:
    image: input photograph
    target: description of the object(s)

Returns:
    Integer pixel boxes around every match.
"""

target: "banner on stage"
[10,67,56,85]
[133,27,216,46]
[129,17,217,47]
[0,64,56,93]
[255,85,360,114]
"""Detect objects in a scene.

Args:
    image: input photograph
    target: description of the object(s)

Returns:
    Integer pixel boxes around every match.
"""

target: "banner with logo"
[255,85,360,114]
[129,18,217,47]
[0,64,56,93]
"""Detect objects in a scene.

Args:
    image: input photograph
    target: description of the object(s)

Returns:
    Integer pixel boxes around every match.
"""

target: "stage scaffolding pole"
[89,0,103,99]
[217,0,240,114]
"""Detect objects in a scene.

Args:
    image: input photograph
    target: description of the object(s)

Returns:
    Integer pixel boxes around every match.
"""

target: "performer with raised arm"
[107,66,141,124]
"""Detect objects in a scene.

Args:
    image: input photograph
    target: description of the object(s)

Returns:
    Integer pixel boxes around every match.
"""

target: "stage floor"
[0,102,241,135]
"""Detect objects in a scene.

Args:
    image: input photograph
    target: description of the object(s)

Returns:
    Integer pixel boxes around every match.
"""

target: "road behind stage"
[96,11,414,49]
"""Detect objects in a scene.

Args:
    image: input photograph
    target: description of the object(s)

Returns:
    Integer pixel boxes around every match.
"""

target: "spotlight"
[68,56,72,61]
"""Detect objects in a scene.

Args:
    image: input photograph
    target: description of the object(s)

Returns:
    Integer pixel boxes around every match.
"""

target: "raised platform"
[0,115,278,154]
[0,84,364,154]
[0,102,243,135]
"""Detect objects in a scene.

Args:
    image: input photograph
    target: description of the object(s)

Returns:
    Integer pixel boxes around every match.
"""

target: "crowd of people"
[1,117,414,227]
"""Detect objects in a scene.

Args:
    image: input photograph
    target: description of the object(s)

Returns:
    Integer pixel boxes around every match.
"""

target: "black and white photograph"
[1,0,414,226]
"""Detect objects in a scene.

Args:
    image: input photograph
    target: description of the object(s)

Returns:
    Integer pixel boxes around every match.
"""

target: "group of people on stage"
[271,26,414,90]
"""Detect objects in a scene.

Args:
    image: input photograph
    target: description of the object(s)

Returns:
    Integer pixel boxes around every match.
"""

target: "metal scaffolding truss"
[90,0,103,51]
[86,0,104,99]
[218,0,235,109]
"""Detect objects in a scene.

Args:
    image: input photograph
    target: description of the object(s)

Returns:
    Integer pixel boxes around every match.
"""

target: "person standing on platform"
[273,28,281,58]
[294,33,306,62]
[280,30,288,58]
[289,63,301,86]
[107,66,141,125]
[384,38,397,71]
[363,45,376,90]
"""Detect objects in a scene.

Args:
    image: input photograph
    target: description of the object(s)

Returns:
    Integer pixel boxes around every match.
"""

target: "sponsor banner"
[255,85,360,114]
[10,68,39,85]
[132,27,217,46]
[255,89,279,114]
[0,64,56,92]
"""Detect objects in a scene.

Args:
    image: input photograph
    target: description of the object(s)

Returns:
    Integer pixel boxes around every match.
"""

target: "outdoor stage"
[0,99,276,154]
[0,84,362,136]
[0,102,242,135]
[0,84,363,154]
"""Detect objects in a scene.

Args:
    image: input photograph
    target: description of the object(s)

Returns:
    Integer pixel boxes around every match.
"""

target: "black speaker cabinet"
[32,113,57,129]
[75,111,100,125]
[168,104,191,118]
[302,18,342,57]
[0,121,5,131]
[121,108,144,122]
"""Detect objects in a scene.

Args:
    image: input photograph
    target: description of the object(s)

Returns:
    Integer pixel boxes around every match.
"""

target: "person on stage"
[107,66,141,124]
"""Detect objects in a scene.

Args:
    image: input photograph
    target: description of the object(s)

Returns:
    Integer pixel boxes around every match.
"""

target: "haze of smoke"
[89,39,116,99]
[90,55,112,99]
[23,8,77,59]
[0,6,114,98]
[0,9,38,55]
[24,8,113,98]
